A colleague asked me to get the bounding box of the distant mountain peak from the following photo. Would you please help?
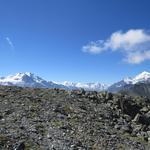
[134,71,150,80]
[108,71,150,92]
[7,72,34,80]
[14,72,32,76]
[122,71,150,84]
[0,72,55,88]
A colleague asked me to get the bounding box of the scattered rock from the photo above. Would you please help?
[121,124,132,133]
[15,142,25,150]
[132,113,141,123]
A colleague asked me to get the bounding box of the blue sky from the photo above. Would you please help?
[0,0,150,84]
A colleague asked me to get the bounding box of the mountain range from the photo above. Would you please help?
[0,72,107,91]
[1,71,150,93]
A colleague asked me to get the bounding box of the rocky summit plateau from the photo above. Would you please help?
[1,86,150,149]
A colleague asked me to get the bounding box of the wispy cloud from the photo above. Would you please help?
[82,40,107,54]
[82,29,150,64]
[5,37,15,50]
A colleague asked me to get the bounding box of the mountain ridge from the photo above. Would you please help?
[108,71,150,92]
[0,72,107,91]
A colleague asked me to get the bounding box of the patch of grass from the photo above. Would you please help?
[35,124,46,134]
[0,134,10,147]
[120,133,150,149]
[68,115,80,125]
[50,120,64,127]
[64,105,73,114]
[25,140,42,150]
[117,143,126,150]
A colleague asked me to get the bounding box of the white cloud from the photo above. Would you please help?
[82,29,150,64]
[124,51,150,64]
[82,40,106,54]
[5,37,14,50]
[108,29,150,51]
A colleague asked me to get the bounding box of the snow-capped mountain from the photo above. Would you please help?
[56,81,108,91]
[0,72,107,91]
[108,71,150,92]
[0,72,66,89]
[124,71,150,84]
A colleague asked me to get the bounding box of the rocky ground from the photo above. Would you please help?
[0,86,150,150]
